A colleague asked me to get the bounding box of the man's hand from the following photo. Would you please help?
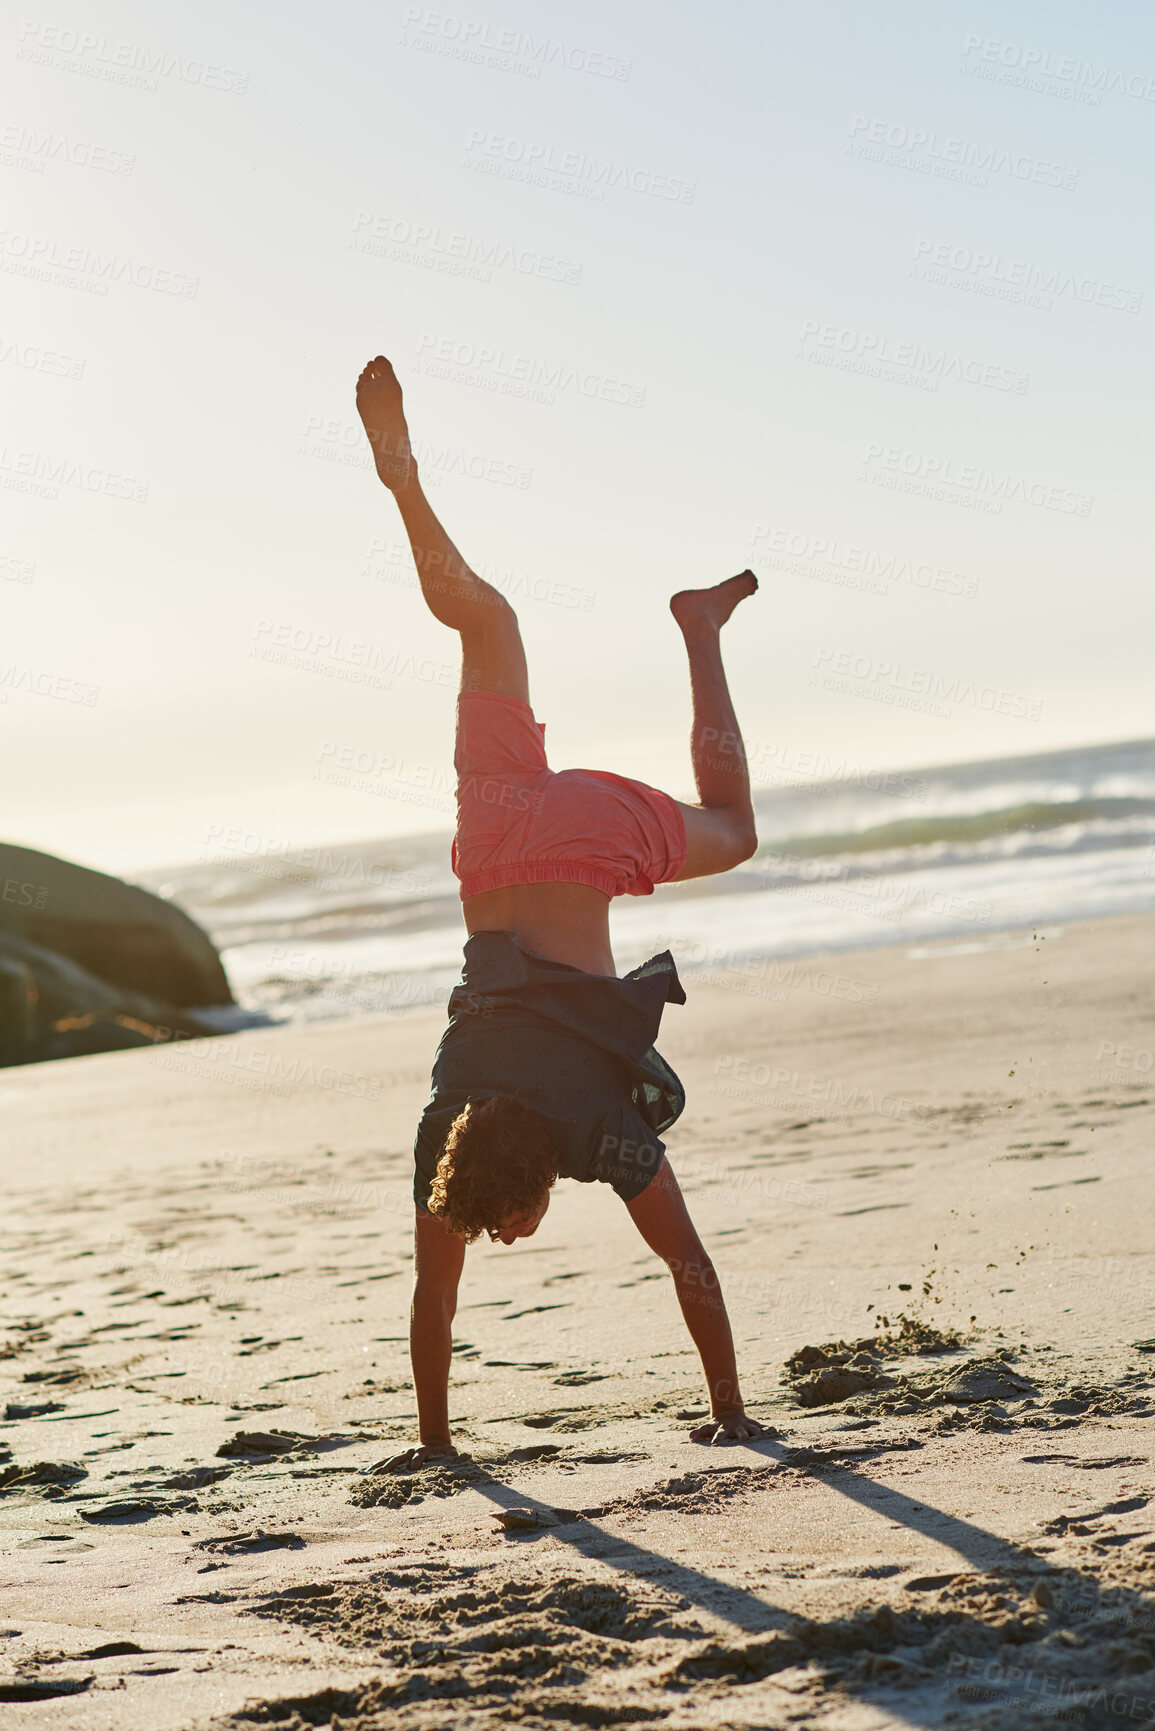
[367,1441,459,1474]
[689,1410,766,1445]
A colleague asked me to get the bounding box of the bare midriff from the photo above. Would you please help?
[462,881,616,977]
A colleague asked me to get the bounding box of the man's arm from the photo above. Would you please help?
[373,1208,466,1472]
[625,1157,764,1444]
[411,1205,466,1445]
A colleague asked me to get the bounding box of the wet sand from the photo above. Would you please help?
[2,910,1155,1729]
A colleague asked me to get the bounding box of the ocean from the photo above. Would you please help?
[137,736,1155,1024]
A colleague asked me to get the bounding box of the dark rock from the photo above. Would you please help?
[0,843,274,1067]
[0,842,230,1005]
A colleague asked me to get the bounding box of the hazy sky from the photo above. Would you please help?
[5,0,1153,873]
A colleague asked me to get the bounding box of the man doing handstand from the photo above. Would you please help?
[355,356,765,1465]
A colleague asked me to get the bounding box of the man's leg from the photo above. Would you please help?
[669,573,759,879]
[356,356,528,701]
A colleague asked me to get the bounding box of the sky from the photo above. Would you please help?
[4,0,1153,874]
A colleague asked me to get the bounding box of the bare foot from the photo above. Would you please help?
[355,355,413,490]
[365,1442,459,1474]
[689,1410,768,1445]
[670,571,758,634]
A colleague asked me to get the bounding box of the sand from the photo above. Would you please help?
[2,909,1155,1729]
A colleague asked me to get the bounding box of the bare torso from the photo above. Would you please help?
[462,882,616,976]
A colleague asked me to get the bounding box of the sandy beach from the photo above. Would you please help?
[3,908,1155,1729]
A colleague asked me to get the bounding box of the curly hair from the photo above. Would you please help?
[428,1094,559,1243]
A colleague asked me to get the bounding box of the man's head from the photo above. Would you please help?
[428,1094,559,1244]
[493,1190,551,1245]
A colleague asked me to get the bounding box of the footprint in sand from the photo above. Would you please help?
[158,1466,234,1490]
[17,1535,95,1552]
[483,1360,556,1371]
[570,1450,651,1465]
[194,1530,306,1554]
[521,1412,585,1431]
[81,1496,198,1522]
[1022,1453,1147,1469]
[0,1460,87,1495]
[216,1429,353,1459]
[0,1679,95,1703]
